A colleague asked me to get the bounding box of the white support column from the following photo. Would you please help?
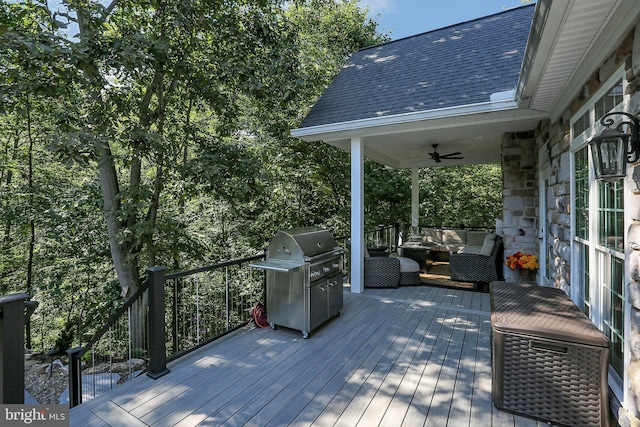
[351,137,365,293]
[411,167,420,233]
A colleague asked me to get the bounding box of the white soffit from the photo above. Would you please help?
[527,0,639,120]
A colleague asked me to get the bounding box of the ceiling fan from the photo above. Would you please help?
[428,144,463,163]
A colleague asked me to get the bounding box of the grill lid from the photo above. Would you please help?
[269,226,339,260]
[250,226,342,273]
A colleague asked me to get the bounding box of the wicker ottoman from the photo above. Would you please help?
[490,282,610,427]
[396,256,421,286]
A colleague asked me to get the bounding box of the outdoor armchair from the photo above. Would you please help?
[449,236,503,284]
[364,254,421,288]
[364,256,401,288]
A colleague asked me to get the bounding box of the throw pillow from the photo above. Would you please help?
[479,234,496,256]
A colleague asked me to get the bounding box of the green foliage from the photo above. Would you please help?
[0,0,502,354]
[364,162,411,230]
[0,0,388,350]
[420,164,502,229]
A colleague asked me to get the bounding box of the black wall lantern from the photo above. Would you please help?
[589,111,640,182]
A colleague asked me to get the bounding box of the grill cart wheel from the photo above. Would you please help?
[269,323,277,330]
[302,331,309,339]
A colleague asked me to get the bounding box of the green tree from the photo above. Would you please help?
[244,0,388,242]
[0,0,389,349]
[421,164,502,229]
[2,0,307,297]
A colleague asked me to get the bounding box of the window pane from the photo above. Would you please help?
[602,254,625,380]
[575,148,589,240]
[611,333,624,381]
[598,180,624,251]
[572,111,590,137]
[595,79,623,120]
[575,242,590,316]
[612,258,624,332]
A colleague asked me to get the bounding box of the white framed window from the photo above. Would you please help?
[570,66,628,396]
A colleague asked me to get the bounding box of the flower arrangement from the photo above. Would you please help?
[505,252,539,270]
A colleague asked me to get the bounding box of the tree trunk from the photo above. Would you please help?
[95,142,140,296]
[26,104,34,348]
[76,5,141,298]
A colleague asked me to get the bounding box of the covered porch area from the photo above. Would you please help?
[290,3,549,293]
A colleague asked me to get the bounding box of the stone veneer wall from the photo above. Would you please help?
[501,132,538,282]
[534,26,640,425]
[535,117,573,294]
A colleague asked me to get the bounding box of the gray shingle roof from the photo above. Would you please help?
[298,4,535,129]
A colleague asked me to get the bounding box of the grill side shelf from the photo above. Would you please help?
[249,259,305,272]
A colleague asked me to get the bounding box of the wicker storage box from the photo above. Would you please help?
[490,282,610,427]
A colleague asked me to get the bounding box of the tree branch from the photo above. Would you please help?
[98,0,121,26]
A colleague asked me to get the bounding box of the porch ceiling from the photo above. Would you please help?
[295,107,547,169]
[291,0,640,170]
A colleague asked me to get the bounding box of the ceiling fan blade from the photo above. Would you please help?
[441,156,464,160]
[441,152,462,157]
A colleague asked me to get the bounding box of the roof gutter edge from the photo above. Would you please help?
[291,99,519,140]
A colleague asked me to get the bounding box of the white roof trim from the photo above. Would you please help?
[549,0,639,120]
[291,98,520,141]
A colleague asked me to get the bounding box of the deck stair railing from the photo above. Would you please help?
[66,253,265,408]
[0,293,38,404]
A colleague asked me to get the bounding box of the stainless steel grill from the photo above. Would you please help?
[250,226,343,338]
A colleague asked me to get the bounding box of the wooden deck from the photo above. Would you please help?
[69,285,547,426]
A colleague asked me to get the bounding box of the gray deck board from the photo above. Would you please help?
[69,285,548,427]
[354,308,436,426]
[295,302,415,426]
[255,300,407,426]
[219,295,389,426]
[335,308,428,426]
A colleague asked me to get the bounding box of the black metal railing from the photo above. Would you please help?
[67,254,265,408]
[369,223,402,253]
[418,224,493,231]
[163,254,265,361]
[66,283,152,408]
[336,222,402,256]
[65,222,402,408]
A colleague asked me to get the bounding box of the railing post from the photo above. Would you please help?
[225,267,230,331]
[147,266,170,379]
[66,347,83,408]
[172,278,178,355]
[262,247,268,308]
[0,293,29,404]
[377,224,385,246]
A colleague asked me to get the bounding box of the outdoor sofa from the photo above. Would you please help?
[408,228,504,286]
[410,228,495,253]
